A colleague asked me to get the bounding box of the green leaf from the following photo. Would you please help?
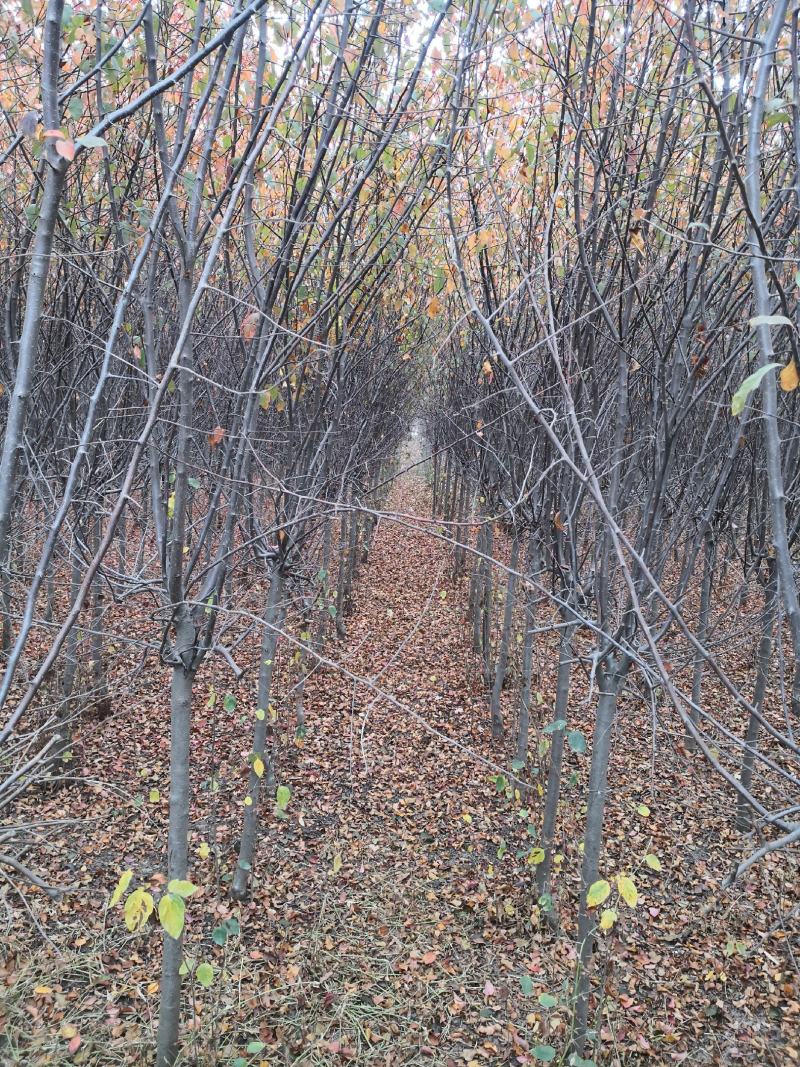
[644,853,662,871]
[542,718,566,735]
[110,869,133,908]
[529,847,545,865]
[246,1041,266,1054]
[158,892,185,940]
[519,974,534,996]
[76,133,107,149]
[636,803,650,817]
[568,730,586,754]
[749,315,792,329]
[195,961,214,988]
[149,788,160,803]
[212,925,228,946]
[586,879,610,907]
[533,1047,556,1063]
[167,879,196,899]
[275,785,291,812]
[731,363,780,416]
[538,992,558,1008]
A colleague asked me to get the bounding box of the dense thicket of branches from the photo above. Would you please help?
[1,0,799,1063]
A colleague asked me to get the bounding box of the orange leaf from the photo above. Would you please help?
[780,360,799,392]
[241,311,259,342]
[56,139,76,161]
[427,295,442,317]
[482,358,493,380]
[43,129,65,138]
[208,425,225,448]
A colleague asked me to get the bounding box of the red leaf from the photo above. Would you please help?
[208,425,225,448]
[67,1034,82,1054]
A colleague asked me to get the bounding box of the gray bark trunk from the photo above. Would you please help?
[490,533,519,738]
[231,565,284,900]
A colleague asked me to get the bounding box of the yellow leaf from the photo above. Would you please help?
[34,985,52,995]
[60,1023,78,1039]
[253,756,265,779]
[600,908,617,931]
[332,853,342,874]
[461,812,472,824]
[529,847,545,865]
[780,360,799,391]
[617,874,639,907]
[149,788,160,803]
[197,842,210,860]
[158,892,185,940]
[637,803,650,817]
[630,229,646,255]
[644,854,662,871]
[124,887,154,932]
[586,879,610,907]
[110,869,134,908]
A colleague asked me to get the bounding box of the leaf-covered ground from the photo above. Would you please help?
[1,477,798,1066]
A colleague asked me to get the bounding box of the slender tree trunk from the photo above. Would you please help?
[573,655,629,1058]
[490,532,519,738]
[688,532,714,750]
[315,515,332,650]
[481,521,494,685]
[536,617,576,900]
[737,566,777,831]
[470,523,485,654]
[231,565,284,900]
[156,612,196,1067]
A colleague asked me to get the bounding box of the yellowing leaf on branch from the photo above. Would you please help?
[629,228,646,255]
[253,755,265,779]
[427,295,443,317]
[600,908,617,930]
[110,869,134,908]
[124,887,154,932]
[158,892,185,940]
[617,874,639,907]
[586,879,610,907]
[780,360,799,391]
